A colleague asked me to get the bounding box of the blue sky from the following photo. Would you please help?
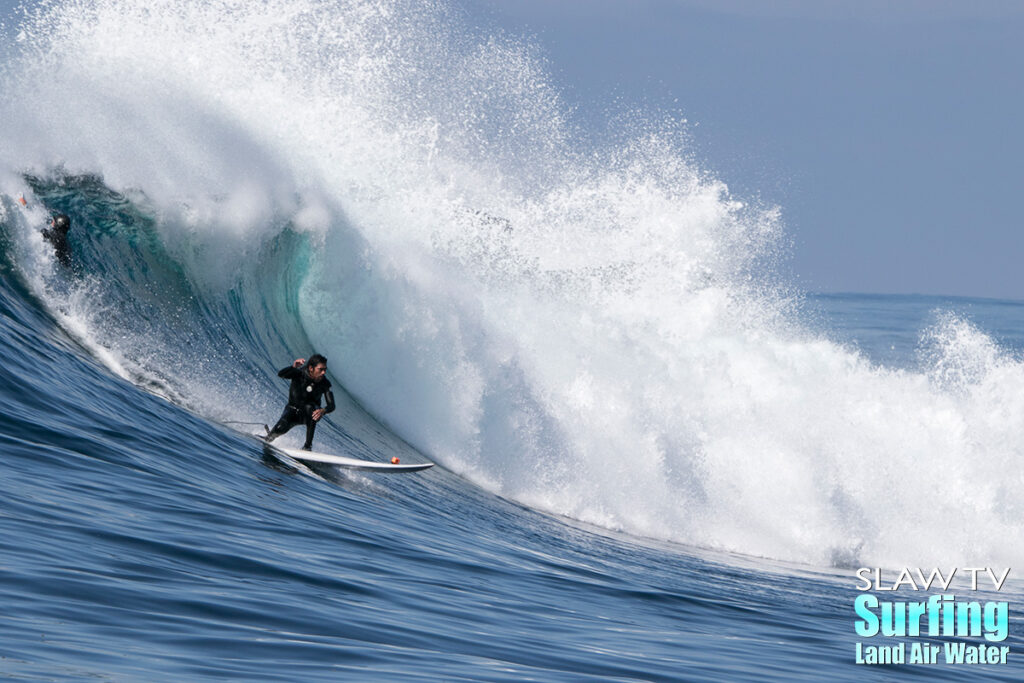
[458,0,1024,298]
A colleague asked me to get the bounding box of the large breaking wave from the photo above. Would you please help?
[2,0,1021,568]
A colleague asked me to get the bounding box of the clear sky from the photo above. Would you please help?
[2,0,1021,298]
[456,0,1024,299]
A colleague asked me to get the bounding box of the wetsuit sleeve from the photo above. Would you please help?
[325,389,336,414]
[278,365,298,379]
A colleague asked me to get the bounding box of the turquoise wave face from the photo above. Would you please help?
[6,174,301,409]
[0,170,419,462]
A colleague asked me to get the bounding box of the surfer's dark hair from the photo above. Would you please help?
[308,353,327,367]
[52,213,70,231]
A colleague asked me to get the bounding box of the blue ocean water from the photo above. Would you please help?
[3,1,1024,680]
[3,215,1024,681]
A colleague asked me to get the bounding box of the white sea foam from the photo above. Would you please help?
[2,0,1022,568]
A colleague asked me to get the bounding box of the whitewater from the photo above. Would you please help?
[2,0,1023,679]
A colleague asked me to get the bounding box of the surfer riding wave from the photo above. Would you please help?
[265,354,335,450]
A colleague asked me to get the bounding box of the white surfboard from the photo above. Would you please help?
[269,443,434,473]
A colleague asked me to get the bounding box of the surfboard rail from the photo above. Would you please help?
[269,443,434,473]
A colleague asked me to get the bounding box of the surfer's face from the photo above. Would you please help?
[308,363,327,381]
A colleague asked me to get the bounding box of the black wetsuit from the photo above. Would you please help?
[266,364,336,449]
[42,224,72,269]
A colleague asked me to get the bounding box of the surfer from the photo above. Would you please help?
[42,213,73,268]
[265,354,336,450]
